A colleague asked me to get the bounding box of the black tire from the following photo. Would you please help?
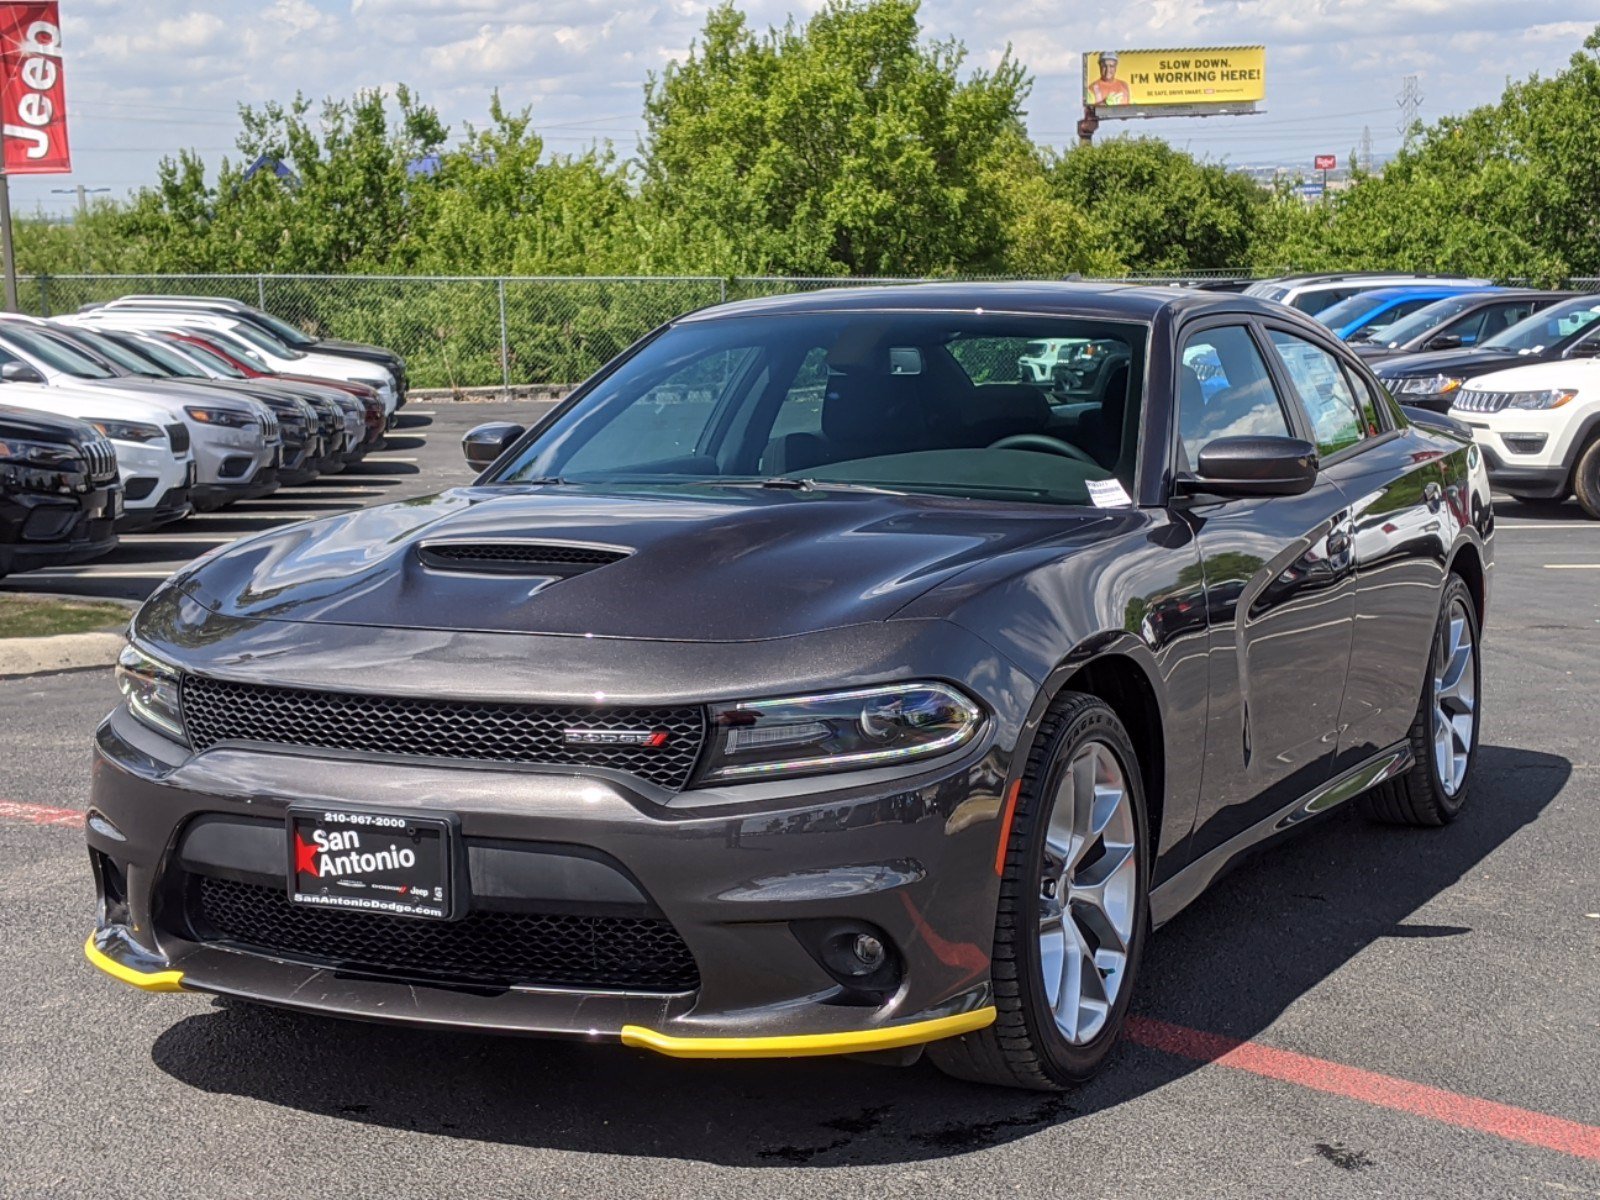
[1572,437,1600,521]
[1362,573,1481,826]
[928,691,1150,1090]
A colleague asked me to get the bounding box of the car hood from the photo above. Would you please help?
[75,376,264,416]
[176,483,1108,641]
[1374,347,1531,378]
[313,338,399,366]
[0,379,175,424]
[1453,357,1600,393]
[0,401,95,442]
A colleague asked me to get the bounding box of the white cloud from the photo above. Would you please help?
[12,0,1595,209]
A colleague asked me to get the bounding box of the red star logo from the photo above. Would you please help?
[294,832,320,877]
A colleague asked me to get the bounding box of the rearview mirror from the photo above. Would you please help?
[0,361,44,385]
[1179,436,1319,499]
[462,422,525,470]
[1423,334,1462,351]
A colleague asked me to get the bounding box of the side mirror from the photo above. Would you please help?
[1423,334,1462,351]
[462,421,525,469]
[1565,340,1600,360]
[1,361,44,384]
[1178,436,1319,499]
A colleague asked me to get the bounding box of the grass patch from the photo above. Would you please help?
[0,594,128,639]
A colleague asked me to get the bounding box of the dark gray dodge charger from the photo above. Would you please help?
[87,283,1493,1089]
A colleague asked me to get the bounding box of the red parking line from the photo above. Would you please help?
[0,800,84,828]
[1126,1016,1600,1161]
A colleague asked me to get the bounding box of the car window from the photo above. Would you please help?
[1469,302,1532,343]
[1268,331,1366,457]
[561,346,761,474]
[1483,297,1600,352]
[1349,296,1438,339]
[767,347,829,441]
[1176,325,1291,467]
[1293,287,1358,316]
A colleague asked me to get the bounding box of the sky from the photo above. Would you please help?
[12,0,1599,214]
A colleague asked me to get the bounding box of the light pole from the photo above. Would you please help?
[51,184,109,217]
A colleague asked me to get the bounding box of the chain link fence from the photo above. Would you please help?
[16,271,1597,392]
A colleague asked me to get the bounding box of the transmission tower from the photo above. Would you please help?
[1359,125,1373,173]
[1396,76,1422,149]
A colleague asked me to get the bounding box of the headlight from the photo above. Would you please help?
[115,643,186,743]
[701,683,983,781]
[1395,374,1464,397]
[184,405,257,429]
[0,437,79,468]
[90,419,163,443]
[1505,388,1578,410]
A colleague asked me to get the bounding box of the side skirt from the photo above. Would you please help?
[1149,742,1414,929]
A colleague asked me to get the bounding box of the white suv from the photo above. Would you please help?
[1448,358,1600,518]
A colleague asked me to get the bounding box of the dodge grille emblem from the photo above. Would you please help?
[563,728,671,748]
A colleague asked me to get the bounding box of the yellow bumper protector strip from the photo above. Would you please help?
[621,1005,996,1059]
[83,934,185,993]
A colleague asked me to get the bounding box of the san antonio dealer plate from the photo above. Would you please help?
[287,807,455,920]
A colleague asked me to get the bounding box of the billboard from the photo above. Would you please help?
[1083,46,1265,119]
[1314,154,1337,171]
[1,3,70,174]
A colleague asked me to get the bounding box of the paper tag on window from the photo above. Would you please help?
[1086,478,1133,508]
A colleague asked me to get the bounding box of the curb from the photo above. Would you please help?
[0,629,126,679]
[0,595,136,679]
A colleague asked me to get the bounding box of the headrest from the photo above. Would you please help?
[962,384,1053,441]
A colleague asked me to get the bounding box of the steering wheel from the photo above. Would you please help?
[988,433,1099,467]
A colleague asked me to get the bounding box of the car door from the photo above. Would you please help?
[1172,320,1358,857]
[1261,321,1455,774]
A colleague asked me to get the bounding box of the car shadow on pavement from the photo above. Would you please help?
[149,743,1568,1167]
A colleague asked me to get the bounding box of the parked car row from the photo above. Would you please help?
[1242,272,1600,519]
[0,296,406,580]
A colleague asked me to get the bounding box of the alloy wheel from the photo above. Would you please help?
[1432,596,1477,796]
[1037,740,1139,1045]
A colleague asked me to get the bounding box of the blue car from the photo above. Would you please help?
[1316,285,1503,342]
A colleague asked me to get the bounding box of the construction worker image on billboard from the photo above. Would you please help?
[1086,51,1130,106]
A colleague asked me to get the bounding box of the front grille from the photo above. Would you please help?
[261,409,280,441]
[165,423,191,453]
[1455,390,1514,413]
[182,676,706,790]
[82,436,117,483]
[195,875,699,992]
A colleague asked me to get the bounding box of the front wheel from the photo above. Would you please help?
[929,691,1150,1090]
[1364,573,1482,825]
[1572,438,1600,521]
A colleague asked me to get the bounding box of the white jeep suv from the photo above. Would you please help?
[1449,358,1600,518]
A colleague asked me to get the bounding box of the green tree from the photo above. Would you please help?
[639,0,1033,275]
[1044,137,1266,273]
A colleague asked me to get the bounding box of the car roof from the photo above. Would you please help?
[1349,285,1500,304]
[674,280,1292,324]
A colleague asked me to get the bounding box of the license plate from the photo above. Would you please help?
[287,807,456,920]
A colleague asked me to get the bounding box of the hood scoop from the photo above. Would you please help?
[416,540,629,577]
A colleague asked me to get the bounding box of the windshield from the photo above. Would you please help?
[163,338,243,378]
[0,325,117,378]
[1314,291,1399,332]
[227,321,303,359]
[492,312,1147,507]
[64,328,169,375]
[245,309,316,347]
[197,329,274,372]
[1370,295,1481,346]
[1482,296,1600,352]
[116,335,207,377]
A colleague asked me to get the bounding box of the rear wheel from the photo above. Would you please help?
[1572,438,1600,521]
[1363,574,1481,826]
[929,691,1149,1090]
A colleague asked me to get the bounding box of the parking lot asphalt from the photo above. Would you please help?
[1,403,1597,1198]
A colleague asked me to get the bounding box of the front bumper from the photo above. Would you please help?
[87,708,1002,1053]
[0,485,119,575]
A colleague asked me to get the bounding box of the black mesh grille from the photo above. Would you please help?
[420,542,627,569]
[182,676,705,790]
[83,437,118,483]
[195,875,699,992]
[165,423,191,453]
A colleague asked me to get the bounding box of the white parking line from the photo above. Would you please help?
[120,533,238,543]
[368,456,418,462]
[1498,523,1600,531]
[404,410,436,416]
[1542,564,1600,570]
[27,570,177,580]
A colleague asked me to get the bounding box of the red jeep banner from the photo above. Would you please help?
[0,3,70,174]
